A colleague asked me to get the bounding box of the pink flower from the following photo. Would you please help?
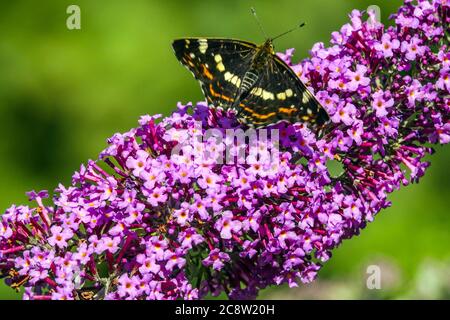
[331,103,357,125]
[202,249,230,271]
[345,65,370,91]
[126,150,149,178]
[197,172,220,191]
[347,121,364,145]
[147,187,168,207]
[100,236,121,254]
[142,168,166,190]
[190,194,209,220]
[375,33,400,58]
[180,228,204,249]
[434,123,450,144]
[436,71,450,91]
[0,223,13,239]
[173,164,192,184]
[117,274,139,298]
[328,77,348,92]
[164,249,186,271]
[372,90,394,117]
[48,226,73,248]
[137,254,161,275]
[401,36,426,61]
[405,80,424,107]
[215,211,242,240]
[73,243,91,264]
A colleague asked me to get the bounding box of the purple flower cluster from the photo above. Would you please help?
[1,0,449,299]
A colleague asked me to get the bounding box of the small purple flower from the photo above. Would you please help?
[180,228,204,249]
[375,33,400,58]
[25,190,49,201]
[372,90,394,117]
[117,274,140,299]
[173,205,191,226]
[331,102,357,125]
[73,243,91,264]
[47,226,73,248]
[328,77,348,92]
[164,249,186,271]
[215,211,242,240]
[0,222,13,239]
[126,150,149,178]
[100,236,121,254]
[197,172,221,191]
[345,65,371,91]
[202,249,230,271]
[347,121,364,145]
[434,123,450,144]
[401,36,426,61]
[436,71,450,92]
[277,48,295,64]
[51,287,73,300]
[137,254,161,275]
[405,79,423,107]
[146,187,168,207]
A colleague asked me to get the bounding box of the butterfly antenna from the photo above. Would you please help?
[251,7,268,39]
[272,22,306,41]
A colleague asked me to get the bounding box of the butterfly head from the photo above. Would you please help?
[262,39,275,55]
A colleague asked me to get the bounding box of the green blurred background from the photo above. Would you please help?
[0,0,448,299]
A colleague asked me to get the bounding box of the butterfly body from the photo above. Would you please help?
[172,37,329,127]
[231,39,274,110]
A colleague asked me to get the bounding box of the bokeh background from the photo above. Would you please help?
[0,0,449,299]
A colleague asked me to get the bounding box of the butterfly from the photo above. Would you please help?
[172,13,329,128]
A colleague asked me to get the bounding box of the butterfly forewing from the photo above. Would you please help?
[172,38,255,107]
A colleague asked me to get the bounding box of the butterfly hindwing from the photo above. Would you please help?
[233,54,328,126]
[272,54,329,125]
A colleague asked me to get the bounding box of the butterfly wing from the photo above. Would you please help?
[237,54,329,127]
[172,38,256,107]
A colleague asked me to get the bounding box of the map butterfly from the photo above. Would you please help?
[172,10,329,128]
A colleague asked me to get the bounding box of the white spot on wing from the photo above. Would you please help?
[276,92,286,100]
[302,92,310,104]
[217,62,225,72]
[198,39,208,54]
[251,87,263,97]
[223,72,241,87]
[262,90,275,100]
[230,75,241,87]
[224,71,233,81]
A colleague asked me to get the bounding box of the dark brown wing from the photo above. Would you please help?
[237,53,329,127]
[172,38,256,107]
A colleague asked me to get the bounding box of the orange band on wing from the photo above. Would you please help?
[243,106,276,120]
[278,107,297,115]
[201,64,213,80]
[209,83,233,102]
